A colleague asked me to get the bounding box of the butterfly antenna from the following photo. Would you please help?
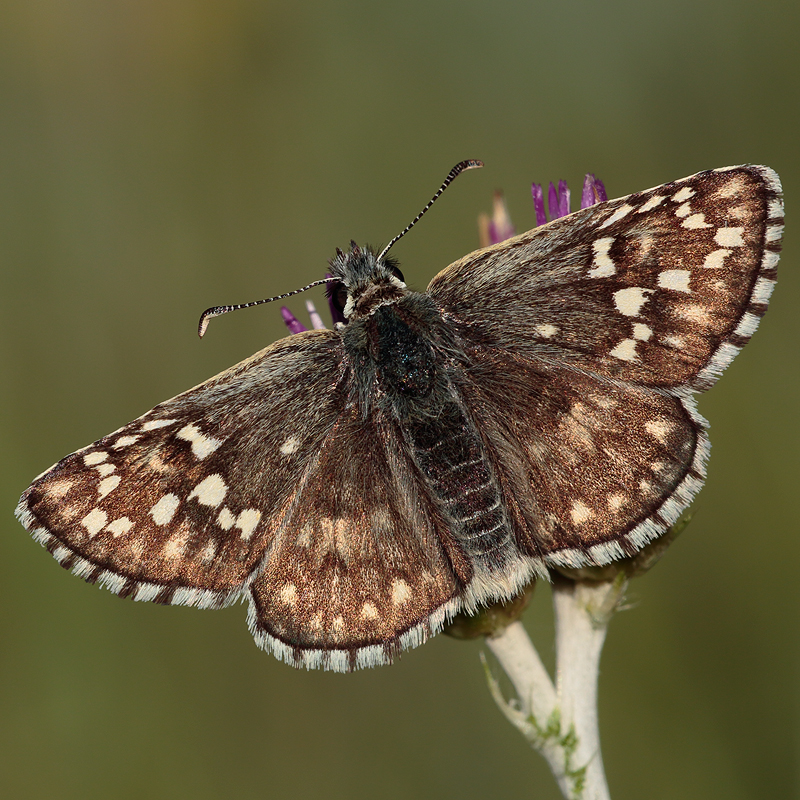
[198,276,337,337]
[377,159,484,262]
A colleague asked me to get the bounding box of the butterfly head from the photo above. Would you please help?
[327,241,407,321]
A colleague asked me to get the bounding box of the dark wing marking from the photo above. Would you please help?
[429,166,782,392]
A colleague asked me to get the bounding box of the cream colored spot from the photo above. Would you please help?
[589,236,616,278]
[95,463,116,477]
[662,334,685,349]
[672,186,695,202]
[280,437,300,456]
[676,304,710,323]
[645,419,673,444]
[674,202,692,218]
[391,578,412,606]
[97,475,120,499]
[296,523,313,547]
[637,194,665,213]
[639,480,653,494]
[682,213,711,229]
[141,419,176,431]
[150,494,180,525]
[614,287,652,316]
[83,452,108,466]
[107,517,134,537]
[199,541,217,563]
[535,323,559,338]
[714,175,745,197]
[129,539,145,559]
[81,508,107,537]
[610,339,638,361]
[310,613,323,631]
[658,269,691,293]
[590,394,618,409]
[217,507,236,530]
[331,616,345,632]
[176,424,222,460]
[279,584,298,605]
[113,435,140,449]
[236,509,261,540]
[361,602,379,621]
[163,534,187,559]
[188,474,228,507]
[715,227,744,247]
[47,479,74,499]
[570,501,593,525]
[599,203,633,229]
[607,494,626,512]
[704,248,730,269]
[632,323,652,341]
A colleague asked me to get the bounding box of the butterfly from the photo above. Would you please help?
[16,161,783,671]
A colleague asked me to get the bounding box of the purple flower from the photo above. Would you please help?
[531,173,607,228]
[282,273,345,334]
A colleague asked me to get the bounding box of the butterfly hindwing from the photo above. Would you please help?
[456,347,707,567]
[246,402,467,670]
[16,331,349,608]
[429,165,783,392]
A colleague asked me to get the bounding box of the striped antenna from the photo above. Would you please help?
[377,159,483,262]
[198,276,337,337]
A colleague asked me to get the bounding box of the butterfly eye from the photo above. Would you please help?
[328,281,348,317]
[390,265,405,283]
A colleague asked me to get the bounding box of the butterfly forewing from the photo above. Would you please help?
[429,166,782,392]
[17,331,348,607]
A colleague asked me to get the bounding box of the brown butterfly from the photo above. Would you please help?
[17,161,782,671]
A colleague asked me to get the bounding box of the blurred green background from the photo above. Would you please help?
[2,1,798,798]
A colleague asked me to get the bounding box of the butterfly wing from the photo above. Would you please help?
[17,331,351,607]
[429,165,782,567]
[455,349,707,567]
[429,166,783,392]
[17,329,466,669]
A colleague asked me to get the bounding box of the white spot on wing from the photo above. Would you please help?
[672,186,695,202]
[599,203,633,229]
[589,236,616,278]
[150,494,180,525]
[107,517,134,537]
[658,269,691,293]
[97,475,120,499]
[188,474,228,507]
[704,248,730,269]
[142,419,176,431]
[610,339,638,361]
[236,509,261,540]
[636,194,665,213]
[535,323,559,338]
[632,323,652,341]
[570,501,593,525]
[176,424,222,460]
[714,227,744,247]
[391,578,412,606]
[674,202,692,218]
[613,287,652,317]
[95,463,116,477]
[279,584,298,605]
[280,437,300,456]
[217,507,236,530]
[645,418,673,444]
[361,602,379,620]
[682,213,711,229]
[83,452,108,466]
[163,534,187,559]
[81,508,108,537]
[113,435,140,449]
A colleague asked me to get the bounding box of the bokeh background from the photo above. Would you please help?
[2,2,798,798]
